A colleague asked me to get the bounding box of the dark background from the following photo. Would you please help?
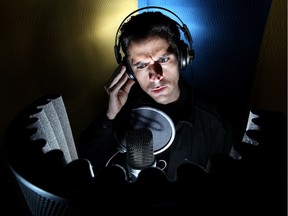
[0,0,286,215]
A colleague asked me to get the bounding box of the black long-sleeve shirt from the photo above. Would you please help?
[77,78,235,181]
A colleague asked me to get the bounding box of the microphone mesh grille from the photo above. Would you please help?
[126,128,154,169]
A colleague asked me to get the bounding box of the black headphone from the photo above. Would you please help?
[114,6,195,81]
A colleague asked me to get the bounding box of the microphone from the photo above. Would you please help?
[125,128,156,182]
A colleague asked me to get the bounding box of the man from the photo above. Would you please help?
[77,9,236,181]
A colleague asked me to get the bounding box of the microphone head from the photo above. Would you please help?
[126,128,155,169]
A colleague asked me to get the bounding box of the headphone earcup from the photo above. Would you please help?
[114,44,122,64]
[178,40,189,71]
[114,44,136,80]
[123,57,136,81]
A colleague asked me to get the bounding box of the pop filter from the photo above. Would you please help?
[114,106,175,155]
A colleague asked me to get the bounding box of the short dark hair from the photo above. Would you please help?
[119,11,181,59]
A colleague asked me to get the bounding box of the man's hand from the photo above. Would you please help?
[104,65,135,120]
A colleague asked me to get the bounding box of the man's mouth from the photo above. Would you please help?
[151,85,166,93]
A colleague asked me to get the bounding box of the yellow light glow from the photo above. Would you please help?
[90,1,138,54]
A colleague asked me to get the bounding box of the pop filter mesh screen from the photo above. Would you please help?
[114,106,175,155]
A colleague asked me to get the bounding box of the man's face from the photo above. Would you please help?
[127,36,180,104]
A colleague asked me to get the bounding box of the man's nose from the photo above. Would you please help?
[149,61,163,81]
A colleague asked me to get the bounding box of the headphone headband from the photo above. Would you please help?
[114,6,195,80]
[114,6,194,60]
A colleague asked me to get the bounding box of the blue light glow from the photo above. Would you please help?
[138,0,272,97]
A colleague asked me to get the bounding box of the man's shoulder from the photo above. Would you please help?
[193,94,232,132]
[193,94,222,119]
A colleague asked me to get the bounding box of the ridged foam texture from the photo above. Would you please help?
[10,166,81,216]
[26,95,78,163]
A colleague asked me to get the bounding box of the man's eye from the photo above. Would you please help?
[158,57,169,63]
[137,63,148,69]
